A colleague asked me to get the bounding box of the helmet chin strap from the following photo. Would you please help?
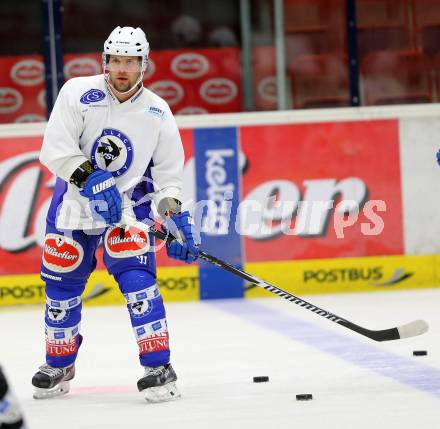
[104,70,145,96]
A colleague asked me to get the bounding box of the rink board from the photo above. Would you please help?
[0,265,199,307]
[244,254,440,297]
[2,105,440,305]
[0,254,439,306]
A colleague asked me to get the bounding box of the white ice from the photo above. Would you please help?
[1,289,439,429]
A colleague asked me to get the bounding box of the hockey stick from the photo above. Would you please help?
[123,216,429,342]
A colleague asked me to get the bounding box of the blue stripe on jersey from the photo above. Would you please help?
[144,159,154,194]
[131,160,154,221]
[47,178,68,224]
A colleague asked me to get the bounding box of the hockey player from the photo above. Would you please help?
[32,26,199,403]
[0,366,29,428]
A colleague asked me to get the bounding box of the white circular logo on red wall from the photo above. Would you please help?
[64,58,101,79]
[105,226,150,258]
[0,88,23,113]
[199,78,237,104]
[10,60,44,87]
[42,234,84,273]
[15,114,46,123]
[171,53,209,79]
[148,80,184,106]
[257,76,277,103]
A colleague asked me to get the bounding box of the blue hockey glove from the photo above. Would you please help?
[162,211,200,264]
[79,169,122,225]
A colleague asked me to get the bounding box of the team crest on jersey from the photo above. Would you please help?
[91,128,133,176]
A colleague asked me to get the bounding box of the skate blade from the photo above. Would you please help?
[33,381,70,399]
[143,381,181,403]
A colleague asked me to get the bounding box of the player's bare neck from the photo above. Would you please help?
[112,85,139,103]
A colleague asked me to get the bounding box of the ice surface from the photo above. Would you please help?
[1,289,439,429]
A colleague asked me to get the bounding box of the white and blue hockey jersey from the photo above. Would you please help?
[40,75,184,230]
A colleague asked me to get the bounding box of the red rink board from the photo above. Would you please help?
[0,119,403,275]
[241,119,403,261]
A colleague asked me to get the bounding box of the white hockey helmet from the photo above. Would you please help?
[103,26,150,72]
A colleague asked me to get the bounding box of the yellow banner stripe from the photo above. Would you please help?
[0,266,199,306]
[1,254,439,306]
[244,254,440,298]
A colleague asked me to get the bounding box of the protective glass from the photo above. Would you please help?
[106,56,142,72]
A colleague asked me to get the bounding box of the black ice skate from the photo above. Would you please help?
[137,364,180,403]
[31,364,75,399]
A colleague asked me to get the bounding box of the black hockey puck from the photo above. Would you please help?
[253,376,269,383]
[296,394,313,401]
[413,350,427,356]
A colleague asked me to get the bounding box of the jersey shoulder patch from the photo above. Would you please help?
[80,88,106,105]
[147,105,165,119]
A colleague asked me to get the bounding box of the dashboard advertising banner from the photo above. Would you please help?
[240,120,404,261]
[0,117,409,304]
[194,127,243,299]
